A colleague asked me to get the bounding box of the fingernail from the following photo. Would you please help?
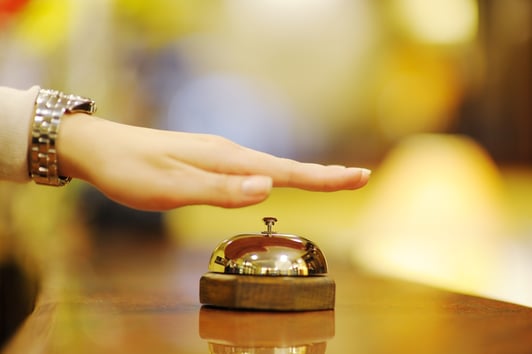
[360,168,372,179]
[242,176,273,196]
[347,167,372,179]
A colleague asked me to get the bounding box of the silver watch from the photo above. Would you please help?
[29,89,97,186]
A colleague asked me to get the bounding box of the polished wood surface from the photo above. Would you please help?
[4,241,532,354]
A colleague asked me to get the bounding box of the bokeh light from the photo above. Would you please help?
[393,0,478,44]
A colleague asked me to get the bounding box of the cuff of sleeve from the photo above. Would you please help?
[0,85,40,182]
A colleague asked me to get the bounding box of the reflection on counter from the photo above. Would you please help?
[199,307,334,354]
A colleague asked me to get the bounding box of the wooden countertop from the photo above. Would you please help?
[4,241,532,354]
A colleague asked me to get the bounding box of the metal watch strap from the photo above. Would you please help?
[29,89,96,186]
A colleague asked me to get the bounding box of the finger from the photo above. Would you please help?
[182,173,274,208]
[271,163,372,191]
[173,134,371,191]
[203,151,371,191]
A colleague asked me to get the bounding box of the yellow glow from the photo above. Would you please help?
[14,0,71,54]
[373,49,460,139]
[226,0,341,27]
[395,0,478,44]
[351,134,510,300]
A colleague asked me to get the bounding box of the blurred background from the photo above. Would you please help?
[0,0,531,315]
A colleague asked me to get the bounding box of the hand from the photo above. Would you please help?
[58,114,371,211]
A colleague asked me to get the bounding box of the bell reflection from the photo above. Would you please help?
[199,307,334,354]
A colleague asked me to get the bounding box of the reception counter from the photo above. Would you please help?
[4,241,532,354]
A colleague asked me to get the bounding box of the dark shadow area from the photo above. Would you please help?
[78,186,168,246]
[0,256,39,349]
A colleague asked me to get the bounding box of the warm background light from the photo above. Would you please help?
[349,134,530,305]
[393,0,478,44]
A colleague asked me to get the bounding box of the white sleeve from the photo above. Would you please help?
[0,85,40,182]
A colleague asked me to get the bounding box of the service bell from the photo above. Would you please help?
[199,217,335,311]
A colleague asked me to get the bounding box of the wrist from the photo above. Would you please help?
[29,89,96,186]
[56,113,103,182]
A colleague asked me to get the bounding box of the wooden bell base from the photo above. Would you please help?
[199,272,335,311]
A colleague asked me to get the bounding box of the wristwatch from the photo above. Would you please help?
[29,89,97,186]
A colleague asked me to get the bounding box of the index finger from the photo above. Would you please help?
[177,134,371,192]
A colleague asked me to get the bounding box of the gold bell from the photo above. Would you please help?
[199,217,335,311]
